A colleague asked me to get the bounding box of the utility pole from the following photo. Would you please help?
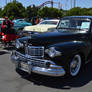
[58,2,61,9]
[74,0,76,8]
[51,0,53,8]
[71,0,72,8]
[13,0,16,2]
[65,0,68,10]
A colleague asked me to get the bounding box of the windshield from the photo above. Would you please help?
[57,18,91,32]
[39,20,58,25]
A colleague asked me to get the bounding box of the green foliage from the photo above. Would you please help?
[66,7,81,16]
[26,5,39,18]
[38,7,63,18]
[26,6,32,18]
[2,1,26,18]
[65,7,92,16]
[1,1,92,19]
[80,8,89,15]
[87,8,92,15]
[0,8,3,17]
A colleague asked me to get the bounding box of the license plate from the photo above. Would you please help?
[20,62,29,70]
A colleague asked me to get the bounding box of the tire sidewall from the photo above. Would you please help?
[66,54,82,77]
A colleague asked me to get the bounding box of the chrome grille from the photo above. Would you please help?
[30,59,45,67]
[27,46,44,58]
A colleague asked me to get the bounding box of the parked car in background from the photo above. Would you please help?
[11,16,92,77]
[0,18,5,36]
[13,19,32,31]
[0,18,4,24]
[24,19,59,32]
[0,18,5,30]
[20,19,59,37]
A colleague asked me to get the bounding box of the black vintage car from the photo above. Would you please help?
[11,16,92,77]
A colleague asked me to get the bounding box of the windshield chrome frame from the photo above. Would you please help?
[56,18,91,32]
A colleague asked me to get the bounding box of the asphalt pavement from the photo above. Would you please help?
[0,48,92,92]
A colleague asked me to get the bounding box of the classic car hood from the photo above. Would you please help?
[19,30,86,46]
[23,25,57,32]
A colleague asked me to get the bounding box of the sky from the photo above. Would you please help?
[0,0,92,10]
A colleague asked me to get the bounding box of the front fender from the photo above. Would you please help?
[46,41,91,66]
[18,36,31,44]
[49,41,91,57]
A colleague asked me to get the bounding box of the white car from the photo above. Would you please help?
[23,19,59,33]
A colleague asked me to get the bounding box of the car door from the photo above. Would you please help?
[86,20,92,61]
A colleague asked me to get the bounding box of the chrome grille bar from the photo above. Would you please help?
[27,46,44,58]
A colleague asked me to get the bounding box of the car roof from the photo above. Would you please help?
[39,19,59,25]
[63,16,92,20]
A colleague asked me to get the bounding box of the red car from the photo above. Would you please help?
[0,29,19,48]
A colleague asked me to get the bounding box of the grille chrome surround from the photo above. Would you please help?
[27,46,44,58]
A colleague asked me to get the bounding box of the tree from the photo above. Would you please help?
[87,8,92,15]
[65,7,92,16]
[66,7,81,16]
[80,8,89,15]
[2,1,26,19]
[26,6,32,18]
[38,7,63,18]
[0,8,2,17]
[26,5,39,18]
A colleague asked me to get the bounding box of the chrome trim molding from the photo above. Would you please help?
[11,51,66,77]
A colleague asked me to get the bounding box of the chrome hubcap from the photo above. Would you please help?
[70,55,81,76]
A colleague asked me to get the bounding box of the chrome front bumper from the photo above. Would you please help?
[11,51,66,77]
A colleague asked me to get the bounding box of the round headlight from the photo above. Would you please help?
[48,47,56,58]
[16,42,20,49]
[16,40,23,49]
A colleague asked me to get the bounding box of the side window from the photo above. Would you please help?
[58,20,70,28]
[81,22,90,30]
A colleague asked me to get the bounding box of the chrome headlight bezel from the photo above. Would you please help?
[16,40,23,49]
[45,47,62,58]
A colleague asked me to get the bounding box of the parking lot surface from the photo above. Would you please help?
[0,48,92,92]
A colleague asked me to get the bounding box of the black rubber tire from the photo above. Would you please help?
[66,54,83,77]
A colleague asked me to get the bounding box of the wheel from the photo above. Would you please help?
[67,54,82,77]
